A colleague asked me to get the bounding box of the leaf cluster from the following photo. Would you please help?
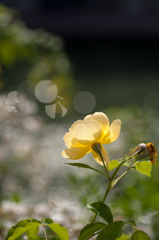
[78,202,150,240]
[6,218,69,240]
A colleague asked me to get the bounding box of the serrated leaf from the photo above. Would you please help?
[131,230,150,240]
[66,163,106,176]
[135,161,152,177]
[6,219,41,240]
[108,160,120,171]
[97,221,126,240]
[46,222,69,240]
[87,202,113,223]
[78,222,106,240]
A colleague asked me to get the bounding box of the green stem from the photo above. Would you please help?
[90,178,113,224]
[90,159,128,224]
[112,168,130,187]
[111,159,138,188]
[99,152,111,179]
[42,225,48,240]
[102,178,112,203]
[93,143,110,179]
[111,159,127,179]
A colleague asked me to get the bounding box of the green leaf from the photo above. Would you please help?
[44,218,53,224]
[6,219,41,240]
[66,163,106,176]
[27,226,39,238]
[78,222,106,240]
[46,222,69,240]
[97,221,126,240]
[116,233,130,240]
[128,220,136,227]
[29,237,45,240]
[87,202,113,223]
[135,161,152,177]
[49,237,61,240]
[131,230,150,240]
[108,160,120,171]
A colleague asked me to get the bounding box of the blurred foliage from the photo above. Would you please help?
[0,4,77,116]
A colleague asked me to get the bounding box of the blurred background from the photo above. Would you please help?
[1,1,159,240]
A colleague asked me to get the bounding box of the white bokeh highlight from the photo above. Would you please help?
[73,91,96,114]
[35,80,58,103]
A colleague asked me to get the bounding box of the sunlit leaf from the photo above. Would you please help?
[27,226,39,238]
[6,218,42,240]
[87,202,113,223]
[49,237,61,240]
[135,161,152,177]
[66,163,106,176]
[131,230,150,240]
[116,233,130,240]
[108,160,120,171]
[46,222,69,240]
[78,222,106,240]
[29,237,45,240]
[97,221,126,240]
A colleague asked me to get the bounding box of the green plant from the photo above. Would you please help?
[6,112,157,239]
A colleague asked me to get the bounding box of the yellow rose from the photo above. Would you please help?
[62,112,121,167]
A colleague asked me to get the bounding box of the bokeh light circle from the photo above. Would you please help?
[45,103,68,119]
[73,91,96,114]
[6,91,19,113]
[35,80,58,103]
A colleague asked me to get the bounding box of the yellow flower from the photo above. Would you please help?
[61,112,121,167]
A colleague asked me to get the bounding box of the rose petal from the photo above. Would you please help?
[63,132,85,148]
[92,146,109,167]
[85,112,109,137]
[109,119,121,143]
[75,120,102,145]
[69,120,83,132]
[61,146,90,160]
[84,114,93,121]
[63,132,75,148]
[101,119,121,144]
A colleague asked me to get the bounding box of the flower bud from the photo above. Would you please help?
[129,142,157,164]
[146,142,157,164]
[133,143,149,160]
